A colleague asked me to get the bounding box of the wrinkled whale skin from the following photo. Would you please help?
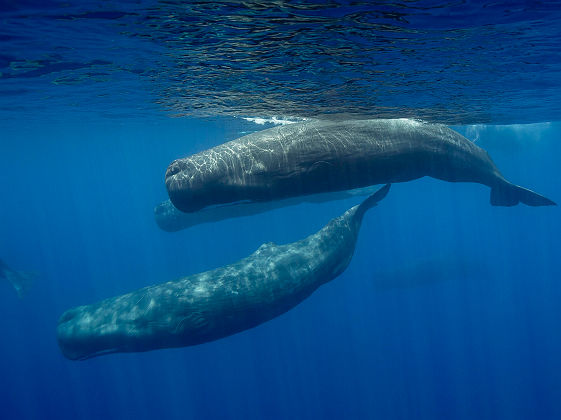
[57,185,390,360]
[166,119,554,212]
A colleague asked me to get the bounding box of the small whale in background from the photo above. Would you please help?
[0,259,36,298]
[154,186,377,232]
[371,256,488,292]
[57,184,391,360]
[165,119,555,213]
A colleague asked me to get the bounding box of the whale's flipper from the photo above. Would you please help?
[491,182,556,207]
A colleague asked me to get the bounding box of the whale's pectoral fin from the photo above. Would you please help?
[491,182,556,207]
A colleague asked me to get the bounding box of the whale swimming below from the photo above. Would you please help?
[165,119,555,213]
[57,184,390,360]
[154,186,377,232]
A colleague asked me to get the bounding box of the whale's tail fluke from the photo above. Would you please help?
[354,184,391,220]
[490,182,556,207]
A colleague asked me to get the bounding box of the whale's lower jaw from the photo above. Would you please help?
[56,324,120,361]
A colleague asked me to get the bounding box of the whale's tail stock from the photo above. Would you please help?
[490,181,556,207]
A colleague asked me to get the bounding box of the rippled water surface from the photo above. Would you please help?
[2,1,561,124]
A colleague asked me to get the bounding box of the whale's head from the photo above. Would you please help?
[166,157,263,213]
[57,289,194,360]
[165,158,238,213]
[56,293,157,361]
[56,305,125,360]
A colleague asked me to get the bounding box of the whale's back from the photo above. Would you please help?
[165,119,439,211]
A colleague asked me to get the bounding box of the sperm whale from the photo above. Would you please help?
[165,119,554,212]
[57,185,391,360]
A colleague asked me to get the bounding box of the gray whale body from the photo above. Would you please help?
[57,185,391,360]
[165,119,554,212]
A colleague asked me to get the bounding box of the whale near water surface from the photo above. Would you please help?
[165,119,555,212]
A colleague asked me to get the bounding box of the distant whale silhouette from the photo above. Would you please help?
[0,259,36,298]
[155,186,377,232]
[57,184,391,360]
[372,256,488,292]
[165,119,555,212]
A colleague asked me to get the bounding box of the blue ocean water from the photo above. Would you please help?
[1,2,561,420]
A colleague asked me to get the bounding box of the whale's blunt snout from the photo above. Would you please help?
[57,309,84,360]
[165,159,184,179]
[56,307,115,361]
[165,160,204,213]
[58,308,77,325]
